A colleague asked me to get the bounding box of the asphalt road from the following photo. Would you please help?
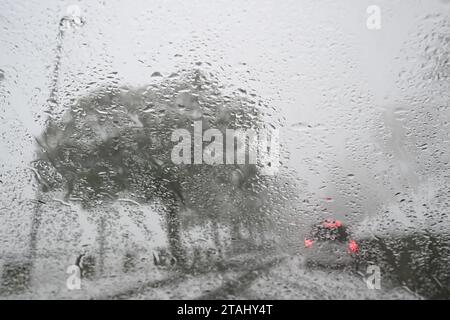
[103,254,421,300]
[3,253,422,300]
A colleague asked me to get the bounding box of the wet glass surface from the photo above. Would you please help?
[0,0,449,299]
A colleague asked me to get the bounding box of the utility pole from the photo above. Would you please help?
[26,4,85,285]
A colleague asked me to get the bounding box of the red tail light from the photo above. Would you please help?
[348,239,359,253]
[304,239,313,248]
[322,219,342,229]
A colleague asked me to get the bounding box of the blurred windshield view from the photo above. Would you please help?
[0,0,449,300]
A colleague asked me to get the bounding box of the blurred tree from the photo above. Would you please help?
[32,71,282,269]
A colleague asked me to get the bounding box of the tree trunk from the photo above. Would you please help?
[166,201,186,268]
[212,220,223,259]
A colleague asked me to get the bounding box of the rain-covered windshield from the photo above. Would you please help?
[0,0,449,300]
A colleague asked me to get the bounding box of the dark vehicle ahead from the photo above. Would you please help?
[303,219,359,269]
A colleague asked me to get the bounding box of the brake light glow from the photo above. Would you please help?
[348,239,359,253]
[323,219,342,229]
